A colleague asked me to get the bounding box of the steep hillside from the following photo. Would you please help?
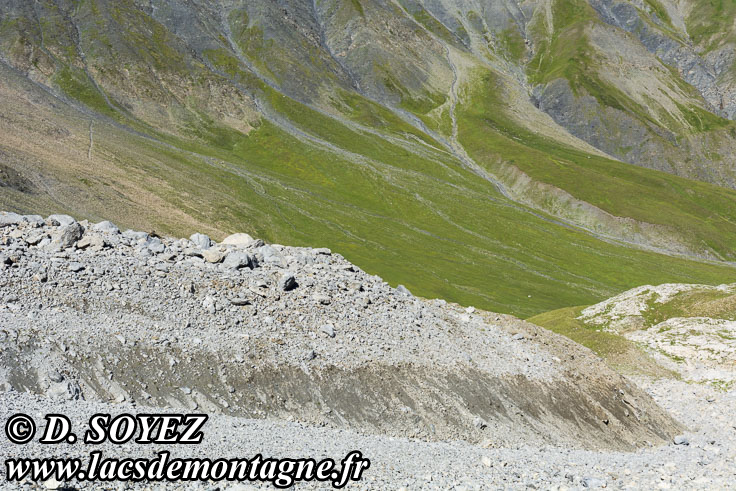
[1,0,736,316]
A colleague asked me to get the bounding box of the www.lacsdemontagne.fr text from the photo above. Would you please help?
[6,450,370,488]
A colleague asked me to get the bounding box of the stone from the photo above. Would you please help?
[123,230,148,241]
[43,478,61,490]
[203,249,225,263]
[314,248,332,255]
[26,231,47,245]
[52,222,84,250]
[92,220,120,234]
[183,248,203,258]
[396,284,412,296]
[23,215,44,227]
[512,333,525,341]
[279,272,297,291]
[147,238,165,254]
[473,417,487,430]
[68,262,84,272]
[0,212,24,227]
[674,435,690,446]
[313,293,331,305]
[222,233,254,247]
[203,296,217,314]
[229,297,251,306]
[481,456,492,468]
[47,214,76,227]
[320,324,336,338]
[189,233,212,250]
[76,234,105,250]
[47,370,64,383]
[258,245,285,267]
[222,252,252,270]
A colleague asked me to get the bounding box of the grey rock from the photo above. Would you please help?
[313,293,331,305]
[279,272,297,291]
[189,233,212,250]
[222,252,252,270]
[258,245,285,267]
[674,435,690,446]
[52,222,84,250]
[0,212,24,227]
[47,370,64,383]
[92,221,120,234]
[183,247,203,258]
[222,233,254,247]
[68,262,84,273]
[23,215,44,227]
[76,234,106,250]
[229,297,251,306]
[147,238,165,254]
[202,249,225,263]
[203,296,217,314]
[320,324,336,338]
[24,231,46,246]
[47,214,76,227]
[123,230,148,241]
[396,284,412,296]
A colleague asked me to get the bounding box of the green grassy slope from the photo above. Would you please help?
[2,0,736,318]
[459,70,736,261]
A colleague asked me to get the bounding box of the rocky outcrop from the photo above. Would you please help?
[580,282,736,383]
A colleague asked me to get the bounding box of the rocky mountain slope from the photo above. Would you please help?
[2,0,736,316]
[2,211,736,489]
[0,211,679,450]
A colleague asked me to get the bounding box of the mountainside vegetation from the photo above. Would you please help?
[2,0,736,316]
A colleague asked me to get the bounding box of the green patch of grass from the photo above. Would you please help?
[53,66,115,117]
[674,101,731,133]
[349,0,365,17]
[335,89,443,147]
[498,27,527,62]
[405,4,458,45]
[641,288,736,326]
[643,0,672,26]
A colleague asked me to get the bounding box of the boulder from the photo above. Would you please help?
[47,214,76,227]
[92,220,120,234]
[0,212,23,227]
[222,252,252,270]
[189,233,212,250]
[203,249,225,264]
[222,233,254,247]
[51,222,83,250]
[257,245,285,268]
[279,272,297,291]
